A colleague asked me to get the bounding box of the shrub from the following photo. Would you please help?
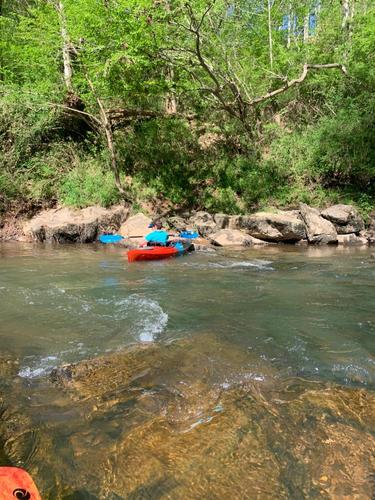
[59,161,120,208]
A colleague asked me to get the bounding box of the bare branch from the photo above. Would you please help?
[53,103,101,127]
[250,64,348,105]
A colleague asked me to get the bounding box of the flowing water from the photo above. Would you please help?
[0,242,374,498]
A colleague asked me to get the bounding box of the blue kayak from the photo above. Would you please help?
[98,234,124,244]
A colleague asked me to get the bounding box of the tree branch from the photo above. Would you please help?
[53,103,102,129]
[250,63,348,105]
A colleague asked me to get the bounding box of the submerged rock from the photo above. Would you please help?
[1,335,375,498]
[337,233,368,245]
[300,204,338,244]
[321,204,365,234]
[24,205,128,244]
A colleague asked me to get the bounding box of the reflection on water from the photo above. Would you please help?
[0,242,374,498]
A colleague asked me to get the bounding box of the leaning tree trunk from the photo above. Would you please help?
[52,0,126,196]
[85,77,126,196]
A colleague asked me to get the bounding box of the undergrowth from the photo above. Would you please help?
[1,94,374,216]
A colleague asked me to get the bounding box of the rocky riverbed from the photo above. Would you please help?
[1,334,375,499]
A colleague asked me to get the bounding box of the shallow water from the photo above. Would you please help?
[0,242,374,498]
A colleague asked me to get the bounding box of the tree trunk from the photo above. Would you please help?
[53,0,125,196]
[165,67,177,114]
[287,4,292,49]
[85,77,125,195]
[164,0,177,114]
[303,12,309,43]
[267,0,273,69]
[0,0,3,81]
[342,0,350,29]
[56,1,73,93]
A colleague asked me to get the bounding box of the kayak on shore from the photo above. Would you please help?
[127,241,194,262]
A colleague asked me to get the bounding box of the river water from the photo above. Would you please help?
[0,243,374,498]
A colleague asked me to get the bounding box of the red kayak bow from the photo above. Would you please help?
[0,467,41,500]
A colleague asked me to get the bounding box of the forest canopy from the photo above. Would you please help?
[1,0,374,215]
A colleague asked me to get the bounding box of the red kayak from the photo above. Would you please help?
[127,242,193,262]
[0,467,41,500]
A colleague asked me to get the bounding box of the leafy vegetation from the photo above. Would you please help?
[0,0,374,215]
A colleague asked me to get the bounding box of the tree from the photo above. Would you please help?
[160,1,348,135]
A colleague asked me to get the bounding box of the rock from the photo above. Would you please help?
[2,336,375,498]
[240,212,306,242]
[300,204,338,244]
[368,210,375,231]
[360,229,375,245]
[361,211,375,245]
[193,243,216,252]
[296,238,309,246]
[166,216,188,232]
[321,204,365,234]
[228,215,243,229]
[118,213,152,245]
[24,205,128,244]
[213,213,230,230]
[189,211,217,237]
[193,237,211,246]
[337,234,368,245]
[210,229,269,247]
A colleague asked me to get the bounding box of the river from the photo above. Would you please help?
[0,242,374,498]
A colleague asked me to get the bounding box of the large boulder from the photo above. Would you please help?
[240,212,306,242]
[24,205,128,243]
[189,211,217,237]
[210,229,269,247]
[321,204,365,234]
[118,213,152,245]
[300,204,337,244]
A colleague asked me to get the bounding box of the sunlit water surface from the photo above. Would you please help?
[0,243,374,498]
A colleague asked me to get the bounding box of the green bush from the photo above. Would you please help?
[59,161,120,208]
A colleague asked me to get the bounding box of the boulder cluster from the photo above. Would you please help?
[21,203,375,247]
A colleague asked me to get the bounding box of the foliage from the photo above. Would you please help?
[59,160,120,207]
[0,0,374,215]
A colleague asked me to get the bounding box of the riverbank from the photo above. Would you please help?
[1,202,374,248]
